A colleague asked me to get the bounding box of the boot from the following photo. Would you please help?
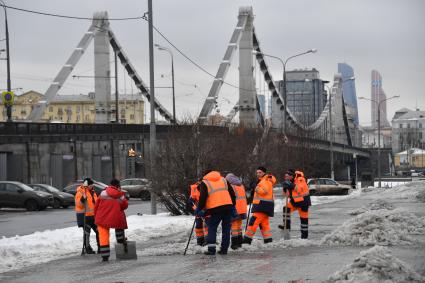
[230,236,239,250]
[278,224,285,230]
[102,256,109,262]
[237,235,243,248]
[85,246,96,254]
[204,248,216,255]
[218,248,227,255]
[264,238,273,244]
[197,237,206,246]
[242,236,252,245]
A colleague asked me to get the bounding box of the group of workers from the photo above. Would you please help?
[74,178,128,262]
[73,165,311,261]
[189,166,311,255]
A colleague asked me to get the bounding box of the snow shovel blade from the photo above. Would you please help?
[115,241,137,260]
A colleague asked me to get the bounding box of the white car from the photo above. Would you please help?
[307,178,351,196]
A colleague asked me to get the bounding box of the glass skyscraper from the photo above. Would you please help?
[371,70,390,128]
[338,63,359,125]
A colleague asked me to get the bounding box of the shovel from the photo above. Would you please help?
[283,196,290,240]
[115,238,137,260]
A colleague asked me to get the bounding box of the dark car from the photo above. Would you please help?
[307,178,351,196]
[62,180,130,199]
[29,184,74,209]
[120,178,151,200]
[0,181,54,211]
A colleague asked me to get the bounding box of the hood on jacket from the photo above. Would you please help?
[225,173,242,186]
[203,171,222,182]
[105,186,124,199]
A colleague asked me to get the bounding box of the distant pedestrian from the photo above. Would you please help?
[75,178,99,254]
[195,170,236,255]
[243,166,276,244]
[225,173,247,250]
[94,179,128,262]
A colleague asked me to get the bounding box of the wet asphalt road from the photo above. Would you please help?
[0,199,165,238]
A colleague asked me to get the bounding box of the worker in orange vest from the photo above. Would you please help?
[225,173,247,250]
[188,180,208,246]
[278,169,311,239]
[243,167,276,244]
[75,178,99,254]
[195,170,236,255]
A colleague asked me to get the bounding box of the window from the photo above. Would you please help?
[325,179,337,185]
[130,114,135,120]
[76,106,81,113]
[420,123,423,128]
[49,106,53,112]
[407,123,411,128]
[399,124,403,128]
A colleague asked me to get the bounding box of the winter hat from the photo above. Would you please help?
[110,179,121,188]
[285,169,295,177]
[225,173,242,186]
[257,166,267,173]
[83,178,94,186]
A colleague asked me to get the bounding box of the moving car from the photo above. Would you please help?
[120,178,151,200]
[307,178,351,196]
[0,181,54,211]
[29,184,74,209]
[62,180,130,199]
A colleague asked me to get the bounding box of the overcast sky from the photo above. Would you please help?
[1,0,424,125]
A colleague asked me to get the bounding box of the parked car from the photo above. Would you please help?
[62,180,130,199]
[120,178,151,200]
[29,184,74,209]
[307,178,351,196]
[0,181,54,211]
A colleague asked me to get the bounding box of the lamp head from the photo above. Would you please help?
[308,48,317,53]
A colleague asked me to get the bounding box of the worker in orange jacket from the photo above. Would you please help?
[225,173,247,250]
[75,178,99,254]
[278,169,311,239]
[188,180,208,246]
[243,167,276,244]
[195,170,236,255]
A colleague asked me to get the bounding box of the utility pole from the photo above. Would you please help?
[114,51,119,123]
[148,0,157,214]
[1,1,12,121]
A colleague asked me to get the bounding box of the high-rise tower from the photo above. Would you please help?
[338,63,359,125]
[371,70,390,128]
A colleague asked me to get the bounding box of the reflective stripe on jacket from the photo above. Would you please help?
[232,184,247,215]
[203,171,233,210]
[292,171,310,203]
[252,174,276,217]
[75,186,97,216]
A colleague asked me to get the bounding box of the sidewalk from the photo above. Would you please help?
[1,184,424,283]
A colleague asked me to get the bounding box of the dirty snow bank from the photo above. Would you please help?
[321,209,425,246]
[324,245,425,283]
[416,190,425,202]
[349,199,395,216]
[0,213,193,273]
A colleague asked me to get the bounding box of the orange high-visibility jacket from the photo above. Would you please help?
[252,174,276,217]
[292,171,310,203]
[232,184,247,215]
[203,171,233,210]
[75,186,97,216]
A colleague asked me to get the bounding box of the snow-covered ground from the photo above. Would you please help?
[1,182,424,281]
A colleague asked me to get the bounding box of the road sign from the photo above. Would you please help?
[2,91,14,106]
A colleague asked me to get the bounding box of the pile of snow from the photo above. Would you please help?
[321,209,425,246]
[416,190,425,202]
[349,199,395,216]
[325,245,425,283]
[0,213,193,273]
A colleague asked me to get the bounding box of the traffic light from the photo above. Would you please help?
[128,148,136,157]
[2,91,14,106]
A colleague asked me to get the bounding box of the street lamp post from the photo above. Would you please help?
[1,1,12,122]
[253,49,317,133]
[155,44,176,124]
[359,95,400,187]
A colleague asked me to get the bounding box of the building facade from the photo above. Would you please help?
[338,63,359,125]
[278,68,327,126]
[391,108,425,154]
[371,70,390,128]
[0,90,144,124]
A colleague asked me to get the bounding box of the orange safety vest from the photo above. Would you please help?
[203,171,232,210]
[190,182,201,210]
[252,174,275,217]
[232,184,247,215]
[75,186,97,216]
[292,171,310,203]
